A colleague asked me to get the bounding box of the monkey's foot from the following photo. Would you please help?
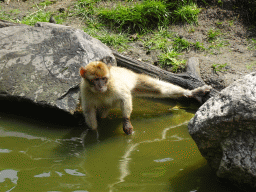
[123,118,133,135]
[192,85,212,103]
[192,85,212,95]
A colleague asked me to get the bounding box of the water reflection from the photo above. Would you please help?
[109,121,190,192]
[154,158,174,163]
[0,169,18,191]
[34,172,51,178]
[0,127,48,141]
[65,169,86,176]
[0,169,18,184]
[0,149,12,153]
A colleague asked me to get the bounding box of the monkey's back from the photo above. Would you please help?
[109,66,138,94]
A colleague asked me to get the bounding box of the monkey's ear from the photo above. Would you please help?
[79,67,87,78]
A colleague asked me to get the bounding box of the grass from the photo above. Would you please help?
[0,1,66,25]
[207,29,230,50]
[93,32,129,52]
[211,63,228,72]
[228,20,234,27]
[142,29,207,72]
[22,2,67,26]
[21,10,57,26]
[172,2,201,24]
[208,29,221,43]
[248,38,256,50]
[0,6,15,21]
[157,36,207,71]
[142,29,189,72]
[82,22,129,52]
[246,61,256,70]
[173,37,191,52]
[143,27,173,52]
[98,0,170,33]
[38,0,55,7]
[75,0,201,34]
[194,41,206,51]
[158,50,186,72]
[75,0,99,18]
[73,0,202,71]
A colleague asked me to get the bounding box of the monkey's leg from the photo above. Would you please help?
[156,83,211,103]
[158,83,211,98]
[100,106,111,118]
[84,106,98,130]
[120,95,133,135]
[136,75,211,101]
[188,85,212,103]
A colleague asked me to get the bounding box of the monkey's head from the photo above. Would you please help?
[80,61,110,93]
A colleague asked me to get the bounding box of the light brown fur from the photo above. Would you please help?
[80,61,110,79]
[80,61,211,135]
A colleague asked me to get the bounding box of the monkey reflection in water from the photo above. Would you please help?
[79,61,211,135]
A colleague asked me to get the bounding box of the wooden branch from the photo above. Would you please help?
[0,19,26,28]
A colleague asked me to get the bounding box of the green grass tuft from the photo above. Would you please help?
[212,63,228,72]
[208,29,221,43]
[194,41,206,51]
[21,10,64,26]
[172,3,201,24]
[38,0,55,7]
[75,0,99,18]
[143,27,173,52]
[173,37,191,51]
[75,0,201,34]
[248,38,256,50]
[98,0,169,33]
[158,50,186,72]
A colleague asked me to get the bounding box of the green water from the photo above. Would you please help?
[0,98,242,192]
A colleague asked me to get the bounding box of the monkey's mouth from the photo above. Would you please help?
[94,87,107,93]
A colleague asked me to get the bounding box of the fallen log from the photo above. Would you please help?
[0,19,27,28]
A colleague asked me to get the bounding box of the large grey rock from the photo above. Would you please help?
[0,22,116,115]
[188,72,256,188]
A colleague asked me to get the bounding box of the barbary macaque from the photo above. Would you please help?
[79,61,211,135]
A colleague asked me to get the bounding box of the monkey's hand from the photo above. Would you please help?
[123,118,133,135]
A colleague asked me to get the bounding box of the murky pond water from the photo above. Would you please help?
[0,98,242,192]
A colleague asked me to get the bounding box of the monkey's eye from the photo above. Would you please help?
[102,77,108,82]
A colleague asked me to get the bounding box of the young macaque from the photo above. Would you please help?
[79,61,211,135]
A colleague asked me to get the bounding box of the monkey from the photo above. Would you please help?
[79,61,211,135]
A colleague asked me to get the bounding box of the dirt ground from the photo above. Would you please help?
[1,0,256,91]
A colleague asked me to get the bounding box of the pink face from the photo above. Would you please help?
[87,76,109,93]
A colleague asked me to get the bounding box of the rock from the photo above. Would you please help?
[49,15,56,24]
[0,22,116,116]
[188,72,256,189]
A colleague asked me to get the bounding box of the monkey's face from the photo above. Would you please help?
[87,77,109,93]
[80,61,111,93]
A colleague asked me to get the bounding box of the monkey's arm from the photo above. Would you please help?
[120,94,133,135]
[83,104,97,130]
